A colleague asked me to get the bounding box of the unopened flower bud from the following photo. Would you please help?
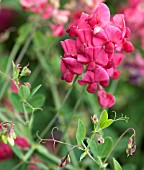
[1,134,7,144]
[16,64,21,72]
[20,65,31,77]
[97,136,104,144]
[126,136,136,157]
[128,137,133,149]
[7,136,14,146]
[66,155,71,164]
[24,82,31,88]
[58,161,66,168]
[91,115,98,123]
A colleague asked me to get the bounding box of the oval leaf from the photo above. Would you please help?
[113,158,122,170]
[98,137,113,158]
[9,93,23,112]
[18,85,30,100]
[100,119,113,130]
[99,110,108,128]
[76,119,86,145]
[88,139,98,159]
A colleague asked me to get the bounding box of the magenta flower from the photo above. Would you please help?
[60,3,134,108]
[15,137,30,149]
[97,90,115,108]
[0,142,13,161]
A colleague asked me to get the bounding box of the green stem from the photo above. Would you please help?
[35,51,61,109]
[22,102,29,124]
[0,17,39,99]
[40,76,78,138]
[0,44,20,99]
[103,128,136,164]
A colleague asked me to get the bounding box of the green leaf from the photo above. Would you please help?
[99,110,108,128]
[76,119,86,145]
[31,84,42,97]
[80,152,87,162]
[12,61,19,80]
[113,158,122,170]
[0,159,18,170]
[18,85,30,100]
[88,139,98,159]
[98,137,113,158]
[29,94,45,107]
[99,119,113,130]
[9,93,23,112]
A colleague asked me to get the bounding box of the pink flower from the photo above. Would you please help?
[60,3,134,108]
[0,142,13,161]
[49,24,65,37]
[97,90,115,108]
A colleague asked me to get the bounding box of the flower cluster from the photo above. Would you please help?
[0,122,16,147]
[60,3,134,108]
[20,0,70,36]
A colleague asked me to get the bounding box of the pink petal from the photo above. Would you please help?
[112,14,126,38]
[86,62,96,71]
[88,3,110,27]
[77,54,91,64]
[104,25,122,44]
[111,70,121,80]
[78,71,95,85]
[76,29,93,49]
[62,58,83,75]
[60,58,67,73]
[61,71,74,83]
[112,53,125,68]
[85,47,108,66]
[97,90,115,108]
[123,41,134,53]
[61,39,77,57]
[87,83,97,93]
[77,12,90,29]
[94,66,109,82]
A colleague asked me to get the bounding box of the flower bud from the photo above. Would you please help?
[97,136,104,144]
[24,82,31,88]
[1,134,7,144]
[58,161,66,168]
[66,155,71,164]
[7,136,14,146]
[91,115,98,123]
[126,136,136,157]
[20,65,31,77]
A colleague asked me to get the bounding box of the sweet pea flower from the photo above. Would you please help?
[60,2,134,108]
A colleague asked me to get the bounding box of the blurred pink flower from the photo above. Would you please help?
[0,142,13,161]
[124,52,144,84]
[15,137,30,149]
[121,0,144,49]
[0,8,17,33]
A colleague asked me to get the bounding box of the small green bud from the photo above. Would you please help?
[7,136,14,147]
[1,135,7,144]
